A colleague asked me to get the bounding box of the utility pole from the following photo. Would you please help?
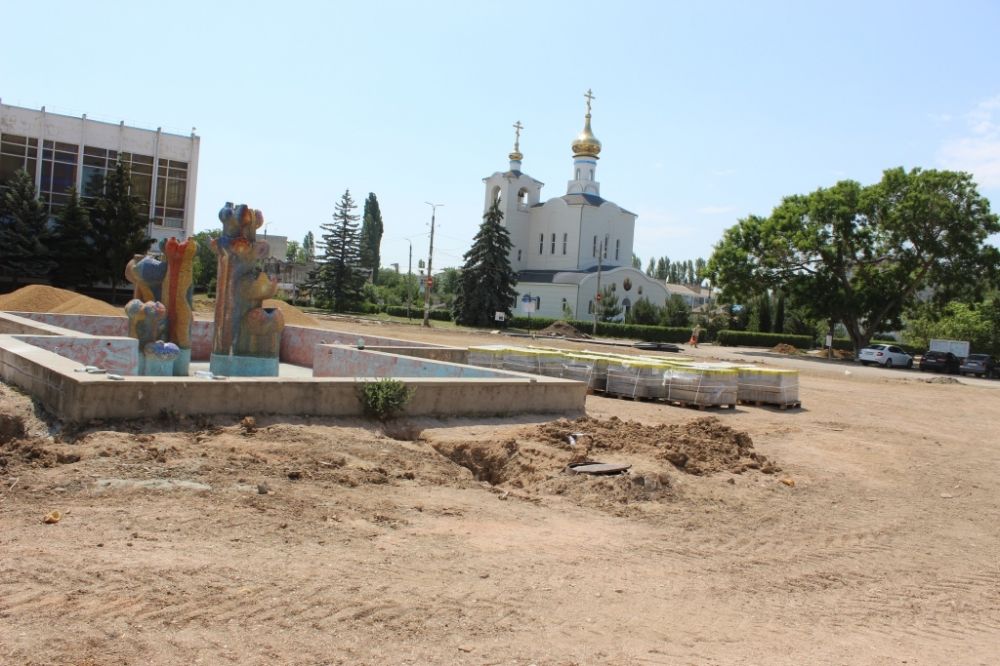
[422,202,443,327]
[406,239,413,320]
[592,239,603,336]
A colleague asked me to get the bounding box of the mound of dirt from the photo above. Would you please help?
[538,320,589,338]
[262,299,319,327]
[535,416,778,476]
[771,343,802,355]
[0,285,121,316]
[924,376,961,384]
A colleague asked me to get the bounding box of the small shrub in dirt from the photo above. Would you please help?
[358,379,415,421]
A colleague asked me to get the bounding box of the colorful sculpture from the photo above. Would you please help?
[124,237,198,375]
[209,202,285,376]
[124,300,169,375]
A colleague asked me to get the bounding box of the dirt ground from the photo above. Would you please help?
[2,315,999,665]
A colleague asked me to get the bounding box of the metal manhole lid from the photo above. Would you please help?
[567,461,631,476]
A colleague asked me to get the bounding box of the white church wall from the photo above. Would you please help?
[525,198,582,271]
[514,283,579,320]
[577,202,635,271]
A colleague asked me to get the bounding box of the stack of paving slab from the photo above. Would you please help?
[736,366,800,406]
[605,359,671,399]
[663,364,739,407]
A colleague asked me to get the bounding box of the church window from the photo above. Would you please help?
[603,234,609,259]
[592,235,597,257]
[517,249,522,262]
[588,300,594,314]
[589,169,593,180]
[576,168,580,180]
[518,188,529,206]
[539,233,544,254]
[562,233,568,254]
[551,233,556,254]
[615,239,620,260]
[491,186,501,203]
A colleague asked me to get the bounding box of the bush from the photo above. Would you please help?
[716,330,814,348]
[358,378,415,420]
[383,305,452,321]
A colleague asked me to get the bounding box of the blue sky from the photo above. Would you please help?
[3,0,999,271]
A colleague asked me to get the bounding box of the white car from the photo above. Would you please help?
[858,344,913,369]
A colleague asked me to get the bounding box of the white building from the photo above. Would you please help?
[0,100,200,248]
[482,92,669,320]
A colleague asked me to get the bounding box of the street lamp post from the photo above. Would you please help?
[422,202,443,327]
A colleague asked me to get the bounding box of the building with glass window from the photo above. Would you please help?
[0,101,199,248]
[482,94,668,320]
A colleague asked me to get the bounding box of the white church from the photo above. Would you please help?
[482,91,669,321]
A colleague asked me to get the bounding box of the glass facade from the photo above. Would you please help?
[0,130,187,227]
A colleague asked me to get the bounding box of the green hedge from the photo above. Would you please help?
[716,330,815,348]
[831,337,921,354]
[508,316,690,342]
[383,305,452,321]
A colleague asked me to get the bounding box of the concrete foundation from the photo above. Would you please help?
[0,311,586,421]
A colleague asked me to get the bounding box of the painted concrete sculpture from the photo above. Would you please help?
[144,340,181,376]
[125,300,169,375]
[124,237,198,375]
[209,202,285,376]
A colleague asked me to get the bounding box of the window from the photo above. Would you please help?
[0,134,39,189]
[539,233,544,254]
[518,188,529,206]
[39,139,79,213]
[576,168,580,180]
[603,234,609,259]
[588,300,594,314]
[615,239,620,260]
[592,235,597,257]
[562,233,568,255]
[517,249,522,262]
[551,233,556,254]
[155,159,188,227]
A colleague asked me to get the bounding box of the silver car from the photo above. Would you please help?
[858,344,913,369]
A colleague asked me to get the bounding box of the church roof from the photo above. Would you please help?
[531,193,635,215]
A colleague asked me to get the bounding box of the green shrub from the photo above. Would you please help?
[358,379,415,420]
[716,330,815,348]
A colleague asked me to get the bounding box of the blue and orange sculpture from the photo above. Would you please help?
[209,203,285,376]
[124,237,198,375]
[124,299,169,375]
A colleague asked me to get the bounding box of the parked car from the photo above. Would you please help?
[959,353,997,378]
[858,344,913,368]
[919,350,961,374]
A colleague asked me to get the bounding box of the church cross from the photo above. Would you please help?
[513,120,523,151]
[584,89,596,114]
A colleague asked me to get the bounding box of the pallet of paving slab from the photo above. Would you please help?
[738,399,802,410]
[664,399,737,411]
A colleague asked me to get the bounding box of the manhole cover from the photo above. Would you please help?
[566,461,631,476]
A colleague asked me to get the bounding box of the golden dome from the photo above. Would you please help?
[572,113,602,158]
[509,148,523,161]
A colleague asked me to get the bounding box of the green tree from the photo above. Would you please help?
[49,187,97,288]
[645,258,655,277]
[655,257,668,280]
[285,240,302,263]
[309,189,366,312]
[661,293,691,327]
[630,297,662,325]
[439,267,461,297]
[453,199,517,326]
[89,161,151,301]
[302,231,315,262]
[0,169,52,285]
[598,285,621,321]
[191,230,221,294]
[773,290,786,333]
[707,168,1000,351]
[359,193,384,282]
[631,253,642,270]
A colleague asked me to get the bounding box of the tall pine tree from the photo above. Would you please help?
[0,169,51,285]
[359,192,384,282]
[89,161,151,301]
[310,189,365,312]
[453,199,517,326]
[50,187,97,288]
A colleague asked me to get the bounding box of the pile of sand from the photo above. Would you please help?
[0,285,121,317]
[771,343,803,355]
[538,320,589,338]
[262,299,318,327]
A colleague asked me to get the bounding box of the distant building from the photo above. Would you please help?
[664,283,711,309]
[0,100,200,248]
[482,91,669,320]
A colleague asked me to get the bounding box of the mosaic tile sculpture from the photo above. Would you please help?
[124,299,169,375]
[209,202,285,376]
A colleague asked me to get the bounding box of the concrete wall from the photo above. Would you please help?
[314,345,505,379]
[365,346,468,364]
[16,335,138,376]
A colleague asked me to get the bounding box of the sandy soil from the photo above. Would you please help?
[2,317,999,665]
